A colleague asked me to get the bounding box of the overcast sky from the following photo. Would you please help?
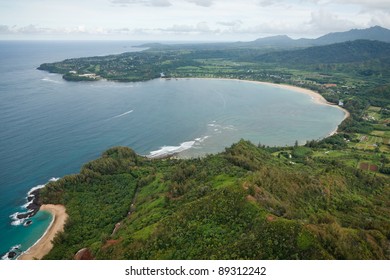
[0,0,389,41]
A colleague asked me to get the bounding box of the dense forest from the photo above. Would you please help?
[39,142,389,259]
[36,33,390,259]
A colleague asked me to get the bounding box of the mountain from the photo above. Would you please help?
[250,35,295,47]
[250,26,390,48]
[313,26,390,45]
[256,40,390,65]
[137,26,390,51]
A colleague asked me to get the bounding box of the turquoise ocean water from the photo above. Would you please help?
[0,41,345,259]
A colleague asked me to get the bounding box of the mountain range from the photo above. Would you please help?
[140,26,390,50]
[248,26,390,48]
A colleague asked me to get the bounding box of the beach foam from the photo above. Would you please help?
[41,77,62,84]
[1,244,21,260]
[148,136,210,158]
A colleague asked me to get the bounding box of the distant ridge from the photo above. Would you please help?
[256,40,390,64]
[313,26,390,45]
[139,26,390,50]
[250,26,390,48]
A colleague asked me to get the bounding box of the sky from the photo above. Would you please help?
[0,0,389,41]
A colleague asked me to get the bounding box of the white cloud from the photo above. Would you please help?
[110,0,172,7]
[217,20,243,27]
[186,0,214,7]
[257,0,276,7]
[1,0,389,40]
[159,21,216,34]
[307,9,357,33]
[0,25,12,34]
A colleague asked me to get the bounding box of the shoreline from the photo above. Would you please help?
[176,77,350,137]
[18,204,67,260]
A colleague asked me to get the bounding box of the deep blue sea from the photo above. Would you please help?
[0,41,345,259]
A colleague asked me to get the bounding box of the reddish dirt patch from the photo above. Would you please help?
[102,239,120,249]
[246,195,256,202]
[74,248,94,260]
[266,215,277,222]
[359,162,369,170]
[369,164,378,172]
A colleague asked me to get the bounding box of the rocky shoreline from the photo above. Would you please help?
[16,189,42,220]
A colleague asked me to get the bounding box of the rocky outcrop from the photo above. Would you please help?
[111,222,121,236]
[74,248,94,260]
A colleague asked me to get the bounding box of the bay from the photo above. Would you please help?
[0,41,345,259]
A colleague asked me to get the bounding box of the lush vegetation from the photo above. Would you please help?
[37,35,390,260]
[39,142,389,260]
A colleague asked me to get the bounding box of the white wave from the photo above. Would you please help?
[41,77,62,84]
[2,244,22,260]
[11,244,21,251]
[10,213,25,226]
[49,177,60,182]
[27,184,45,197]
[194,136,209,143]
[148,136,210,158]
[1,253,10,260]
[208,122,236,132]
[110,110,134,119]
[148,140,196,158]
[9,211,32,226]
[22,201,32,209]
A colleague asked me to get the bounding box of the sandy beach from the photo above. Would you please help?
[18,204,68,260]
[177,77,350,136]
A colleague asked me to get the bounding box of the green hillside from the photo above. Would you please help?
[38,142,389,260]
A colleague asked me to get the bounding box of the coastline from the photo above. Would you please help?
[176,77,350,137]
[18,204,67,260]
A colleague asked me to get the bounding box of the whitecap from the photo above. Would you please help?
[1,253,10,260]
[110,110,134,119]
[41,77,62,84]
[148,140,196,158]
[1,244,22,260]
[147,135,211,158]
[49,177,60,182]
[195,136,209,143]
[27,184,45,197]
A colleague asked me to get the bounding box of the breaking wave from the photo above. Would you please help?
[148,136,209,158]
[1,244,22,260]
[41,77,62,84]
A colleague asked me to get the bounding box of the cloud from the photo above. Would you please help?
[217,20,242,27]
[305,0,390,11]
[257,0,275,7]
[0,25,12,34]
[159,22,216,33]
[368,11,390,27]
[186,0,214,7]
[110,0,172,7]
[307,9,356,33]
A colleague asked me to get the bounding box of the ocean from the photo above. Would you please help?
[0,41,345,259]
